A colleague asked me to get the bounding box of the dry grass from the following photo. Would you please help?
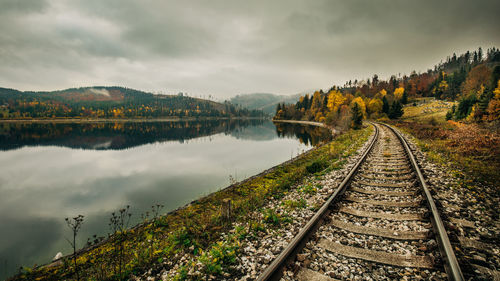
[402,98,454,122]
[391,120,500,186]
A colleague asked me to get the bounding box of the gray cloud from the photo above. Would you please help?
[0,0,499,98]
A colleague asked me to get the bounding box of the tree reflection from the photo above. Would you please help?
[0,120,332,151]
[274,123,332,146]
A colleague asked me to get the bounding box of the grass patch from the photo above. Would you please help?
[282,198,307,210]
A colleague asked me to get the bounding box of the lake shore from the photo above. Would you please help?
[10,124,372,281]
[0,116,267,123]
[272,119,337,134]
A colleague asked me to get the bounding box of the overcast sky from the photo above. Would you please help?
[0,0,499,98]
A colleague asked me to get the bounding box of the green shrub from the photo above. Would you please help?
[306,160,328,174]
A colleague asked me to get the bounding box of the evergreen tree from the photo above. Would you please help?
[445,110,453,120]
[491,65,500,89]
[351,102,363,129]
[303,94,310,109]
[455,95,477,119]
[401,91,408,104]
[389,101,403,119]
[476,91,493,119]
[382,96,390,114]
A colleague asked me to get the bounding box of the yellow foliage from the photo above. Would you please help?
[367,98,383,115]
[466,105,476,122]
[394,87,405,100]
[379,89,387,97]
[486,80,500,121]
[327,89,346,112]
[311,91,323,111]
[494,80,500,97]
[351,97,366,118]
[314,112,324,122]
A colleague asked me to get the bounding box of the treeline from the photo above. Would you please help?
[274,85,405,129]
[0,86,264,119]
[274,47,500,127]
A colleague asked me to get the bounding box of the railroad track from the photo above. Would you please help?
[257,123,464,281]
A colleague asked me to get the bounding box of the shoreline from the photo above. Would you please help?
[0,116,268,124]
[272,119,337,134]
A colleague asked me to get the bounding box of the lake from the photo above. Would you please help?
[0,119,331,279]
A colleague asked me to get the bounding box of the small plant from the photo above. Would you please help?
[171,227,193,248]
[173,265,188,281]
[200,240,239,275]
[249,221,266,234]
[108,206,132,278]
[65,215,84,281]
[298,183,318,195]
[283,198,307,209]
[228,174,237,185]
[234,225,248,240]
[263,209,284,226]
[306,159,328,174]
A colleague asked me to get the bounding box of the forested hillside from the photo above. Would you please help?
[0,86,264,119]
[274,47,500,128]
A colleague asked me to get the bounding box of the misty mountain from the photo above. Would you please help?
[230,93,302,115]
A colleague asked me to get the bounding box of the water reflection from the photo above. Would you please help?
[0,120,331,279]
[274,122,333,146]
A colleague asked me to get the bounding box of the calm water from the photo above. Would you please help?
[0,120,331,279]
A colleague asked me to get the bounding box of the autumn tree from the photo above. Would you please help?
[310,91,323,113]
[327,89,346,112]
[462,64,492,97]
[367,98,383,117]
[350,97,366,118]
[485,80,500,121]
[394,87,405,100]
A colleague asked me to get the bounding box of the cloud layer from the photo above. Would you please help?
[0,0,499,98]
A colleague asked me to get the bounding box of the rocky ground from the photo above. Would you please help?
[280,125,448,281]
[401,130,500,280]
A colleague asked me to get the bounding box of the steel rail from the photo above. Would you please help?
[383,123,464,281]
[256,123,379,281]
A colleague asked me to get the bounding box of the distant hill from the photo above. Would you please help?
[230,93,302,115]
[0,86,263,119]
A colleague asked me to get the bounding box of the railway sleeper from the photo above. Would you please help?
[318,239,435,269]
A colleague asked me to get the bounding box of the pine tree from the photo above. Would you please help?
[303,95,310,109]
[382,96,390,114]
[351,102,363,129]
[389,101,403,119]
[401,91,408,104]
